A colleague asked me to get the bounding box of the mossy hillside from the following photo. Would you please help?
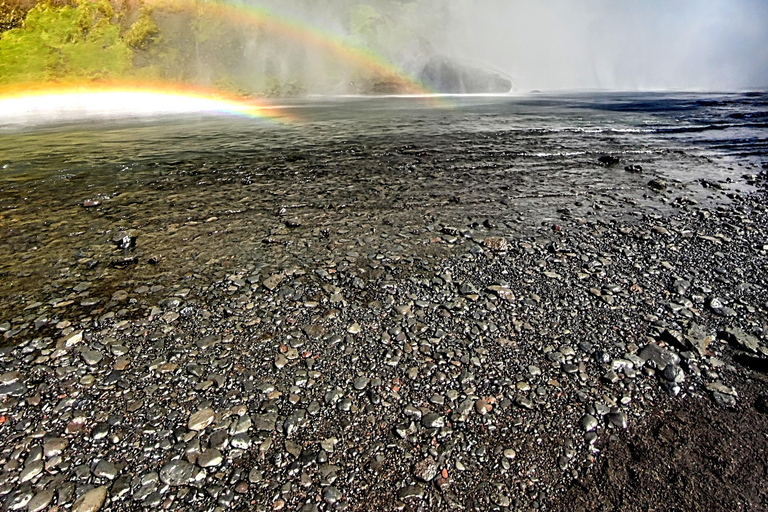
[0,0,142,84]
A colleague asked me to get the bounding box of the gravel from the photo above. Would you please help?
[0,124,767,510]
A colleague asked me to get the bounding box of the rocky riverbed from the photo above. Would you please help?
[2,166,768,511]
[1,94,768,511]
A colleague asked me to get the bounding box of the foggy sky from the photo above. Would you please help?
[440,0,768,91]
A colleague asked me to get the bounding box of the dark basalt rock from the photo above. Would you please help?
[419,56,512,94]
[597,155,621,166]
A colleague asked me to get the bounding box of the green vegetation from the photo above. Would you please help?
[0,0,438,95]
[0,0,136,84]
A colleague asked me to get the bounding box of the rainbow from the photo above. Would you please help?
[0,82,295,124]
[147,0,439,99]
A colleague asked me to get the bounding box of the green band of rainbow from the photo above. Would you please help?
[149,0,440,99]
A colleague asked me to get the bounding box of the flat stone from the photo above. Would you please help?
[27,489,55,512]
[19,460,44,483]
[188,408,215,431]
[274,354,288,369]
[639,343,680,369]
[0,371,22,385]
[0,381,27,398]
[81,350,104,366]
[71,485,108,512]
[160,460,195,486]
[724,327,760,352]
[263,274,284,291]
[421,412,444,429]
[685,323,714,357]
[353,377,370,390]
[93,460,118,480]
[705,382,737,396]
[196,335,219,349]
[198,449,223,468]
[254,412,278,431]
[398,484,426,500]
[44,437,68,457]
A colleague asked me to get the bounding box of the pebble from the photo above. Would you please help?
[27,489,54,512]
[71,486,108,512]
[160,460,195,486]
[93,460,118,479]
[188,408,215,431]
[475,398,492,415]
[413,456,438,482]
[608,411,628,429]
[198,449,223,467]
[580,414,598,432]
[421,413,444,429]
[0,154,765,512]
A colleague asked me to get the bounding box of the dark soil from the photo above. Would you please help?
[552,375,768,512]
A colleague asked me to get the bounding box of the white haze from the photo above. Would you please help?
[260,0,768,92]
[433,0,768,91]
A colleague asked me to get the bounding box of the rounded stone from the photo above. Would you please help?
[72,486,108,512]
[27,489,55,512]
[160,460,195,486]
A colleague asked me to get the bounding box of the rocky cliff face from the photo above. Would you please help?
[420,56,512,94]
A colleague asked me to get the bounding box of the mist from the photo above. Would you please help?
[258,0,768,92]
[3,0,765,94]
[432,0,768,91]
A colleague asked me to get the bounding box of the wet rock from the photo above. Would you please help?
[662,364,685,384]
[44,437,68,457]
[27,489,54,512]
[71,486,108,512]
[198,449,223,468]
[721,327,760,352]
[580,414,598,432]
[639,343,680,369]
[597,155,621,166]
[0,371,23,385]
[188,408,215,431]
[160,460,195,486]
[323,486,341,504]
[421,412,445,429]
[93,460,118,480]
[608,411,628,429]
[19,461,44,483]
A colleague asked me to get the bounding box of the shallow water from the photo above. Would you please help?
[0,92,765,324]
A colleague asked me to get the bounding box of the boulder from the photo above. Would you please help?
[420,56,512,94]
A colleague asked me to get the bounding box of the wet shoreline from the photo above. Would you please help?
[1,95,768,510]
